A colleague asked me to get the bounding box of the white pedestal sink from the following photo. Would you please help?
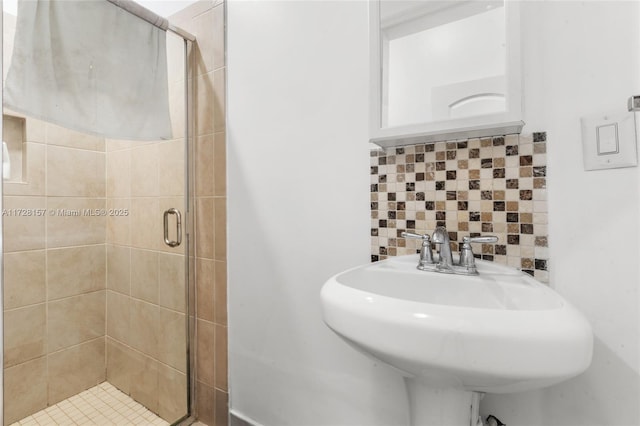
[320,255,593,426]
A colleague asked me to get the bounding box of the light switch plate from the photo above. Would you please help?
[581,111,637,171]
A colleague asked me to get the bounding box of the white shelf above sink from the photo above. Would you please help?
[370,120,525,149]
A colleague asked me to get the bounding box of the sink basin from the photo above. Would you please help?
[321,254,593,425]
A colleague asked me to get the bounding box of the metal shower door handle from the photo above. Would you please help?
[163,208,182,247]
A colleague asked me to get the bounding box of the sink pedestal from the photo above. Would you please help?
[405,379,480,426]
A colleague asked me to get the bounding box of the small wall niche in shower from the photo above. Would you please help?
[2,113,26,182]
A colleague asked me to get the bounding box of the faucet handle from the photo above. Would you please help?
[462,235,498,244]
[401,231,430,241]
[401,232,435,269]
[458,235,498,274]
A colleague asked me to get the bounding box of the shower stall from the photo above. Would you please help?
[1,1,196,425]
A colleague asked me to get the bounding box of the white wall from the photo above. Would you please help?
[481,2,640,425]
[227,1,408,425]
[228,1,640,425]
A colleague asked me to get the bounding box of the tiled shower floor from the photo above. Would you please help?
[11,382,169,426]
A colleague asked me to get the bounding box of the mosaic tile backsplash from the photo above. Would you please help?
[370,133,549,283]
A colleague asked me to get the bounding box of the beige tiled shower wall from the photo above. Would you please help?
[2,116,107,425]
[171,1,228,425]
[3,108,190,425]
[370,133,549,283]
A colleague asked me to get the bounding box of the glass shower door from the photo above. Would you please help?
[104,109,191,424]
[1,6,194,425]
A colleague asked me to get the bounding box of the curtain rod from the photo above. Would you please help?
[106,0,196,42]
[168,23,197,42]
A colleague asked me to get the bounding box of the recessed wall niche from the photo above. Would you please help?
[2,114,26,182]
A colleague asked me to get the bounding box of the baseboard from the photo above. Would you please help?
[229,409,264,426]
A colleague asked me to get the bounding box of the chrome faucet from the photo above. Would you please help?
[401,227,498,275]
[431,226,454,272]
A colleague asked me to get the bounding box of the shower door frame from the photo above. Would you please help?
[178,35,197,426]
[0,2,5,425]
